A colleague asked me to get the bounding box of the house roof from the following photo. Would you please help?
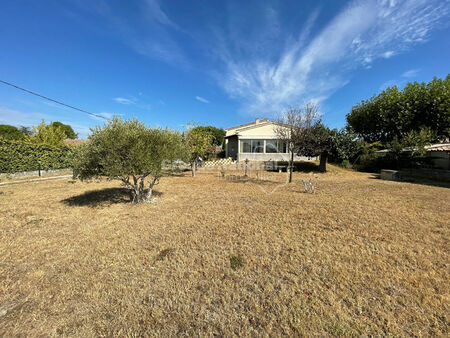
[63,139,86,145]
[224,118,270,131]
[376,143,450,153]
[427,143,450,151]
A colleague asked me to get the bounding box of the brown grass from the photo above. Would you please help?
[0,166,449,336]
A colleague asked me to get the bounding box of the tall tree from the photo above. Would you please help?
[329,128,364,164]
[73,117,187,203]
[190,126,225,147]
[184,124,213,177]
[0,124,25,140]
[30,120,67,146]
[347,75,450,144]
[296,122,334,172]
[50,122,78,139]
[275,102,320,182]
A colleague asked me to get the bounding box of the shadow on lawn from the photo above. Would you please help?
[369,173,450,188]
[61,187,162,207]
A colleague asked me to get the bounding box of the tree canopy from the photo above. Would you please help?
[0,124,25,140]
[346,75,450,144]
[190,126,225,147]
[296,122,334,172]
[184,124,214,176]
[73,117,187,203]
[31,120,67,146]
[50,122,78,139]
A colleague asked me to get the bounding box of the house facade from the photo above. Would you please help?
[225,118,316,162]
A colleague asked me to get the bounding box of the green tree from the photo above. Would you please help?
[347,75,450,144]
[0,124,25,140]
[184,123,213,177]
[50,122,78,139]
[73,117,187,203]
[296,122,334,172]
[30,120,67,146]
[190,126,225,147]
[19,126,32,136]
[329,128,364,164]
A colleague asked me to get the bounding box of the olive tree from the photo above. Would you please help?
[73,117,187,203]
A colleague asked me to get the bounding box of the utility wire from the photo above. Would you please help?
[0,79,107,120]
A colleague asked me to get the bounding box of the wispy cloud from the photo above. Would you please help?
[402,68,420,78]
[195,96,210,103]
[113,97,135,105]
[382,51,395,58]
[215,0,449,115]
[71,0,188,67]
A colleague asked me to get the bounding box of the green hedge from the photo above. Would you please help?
[0,139,76,173]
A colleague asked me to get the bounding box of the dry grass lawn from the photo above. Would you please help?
[0,166,449,336]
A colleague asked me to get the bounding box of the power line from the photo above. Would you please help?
[0,79,107,120]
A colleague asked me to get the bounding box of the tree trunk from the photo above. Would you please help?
[191,160,196,177]
[319,151,328,172]
[145,177,158,201]
[288,150,294,183]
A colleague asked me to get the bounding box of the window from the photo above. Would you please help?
[240,140,251,153]
[252,140,264,153]
[240,139,264,153]
[240,139,288,153]
[265,140,278,153]
[278,141,288,153]
[265,140,288,153]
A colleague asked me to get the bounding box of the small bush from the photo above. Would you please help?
[230,255,244,270]
[340,159,351,168]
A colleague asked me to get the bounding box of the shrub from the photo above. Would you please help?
[340,159,351,168]
[0,139,75,173]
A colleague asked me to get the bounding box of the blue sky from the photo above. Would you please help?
[0,0,449,138]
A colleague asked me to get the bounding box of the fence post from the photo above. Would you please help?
[38,160,41,177]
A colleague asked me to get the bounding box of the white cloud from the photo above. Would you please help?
[382,51,395,58]
[402,68,420,78]
[113,97,135,105]
[195,96,210,103]
[216,0,449,115]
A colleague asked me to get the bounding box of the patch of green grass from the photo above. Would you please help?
[230,255,244,270]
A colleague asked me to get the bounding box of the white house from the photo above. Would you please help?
[224,118,316,162]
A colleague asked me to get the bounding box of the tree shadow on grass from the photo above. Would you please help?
[61,187,162,207]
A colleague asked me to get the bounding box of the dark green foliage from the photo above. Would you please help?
[347,75,450,143]
[340,160,351,168]
[50,122,78,139]
[356,129,435,172]
[19,126,32,136]
[190,126,225,147]
[0,124,25,140]
[295,122,334,172]
[230,255,244,270]
[0,139,74,173]
[329,128,364,164]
